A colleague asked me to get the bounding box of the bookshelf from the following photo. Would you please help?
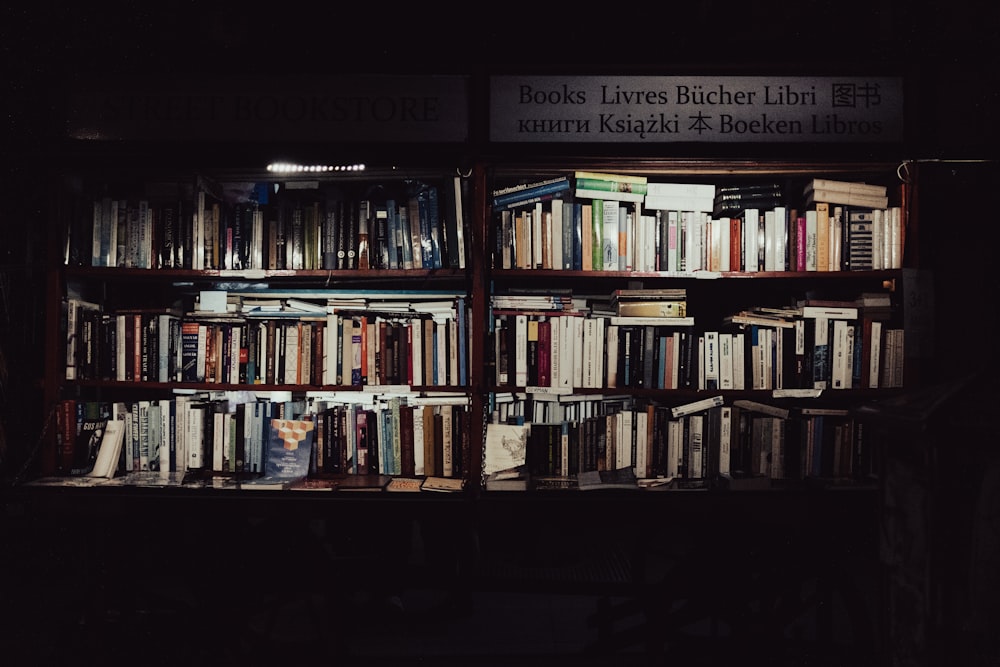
[40,162,482,490]
[480,159,916,492]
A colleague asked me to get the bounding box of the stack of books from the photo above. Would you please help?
[713,182,785,216]
[643,181,715,212]
[803,178,888,209]
[610,288,688,318]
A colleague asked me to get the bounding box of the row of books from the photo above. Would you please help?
[67,175,469,271]
[65,297,471,388]
[494,195,903,273]
[484,395,875,487]
[490,305,904,392]
[494,172,889,217]
[54,392,472,481]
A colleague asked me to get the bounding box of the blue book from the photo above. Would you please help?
[561,200,574,270]
[427,185,444,269]
[242,416,314,488]
[385,199,401,269]
[492,176,571,210]
[572,202,583,270]
[457,296,468,386]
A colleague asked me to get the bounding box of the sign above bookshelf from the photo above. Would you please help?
[490,75,904,144]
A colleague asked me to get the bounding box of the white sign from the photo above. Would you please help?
[490,75,903,143]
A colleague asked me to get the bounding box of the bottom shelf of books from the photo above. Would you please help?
[27,389,472,494]
[483,392,882,493]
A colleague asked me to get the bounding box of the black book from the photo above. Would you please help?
[322,198,340,270]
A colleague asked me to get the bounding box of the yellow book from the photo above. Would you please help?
[815,202,830,272]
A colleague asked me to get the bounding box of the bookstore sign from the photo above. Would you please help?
[490,75,903,143]
[65,75,469,143]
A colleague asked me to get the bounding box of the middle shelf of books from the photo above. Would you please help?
[479,160,915,493]
[44,163,481,495]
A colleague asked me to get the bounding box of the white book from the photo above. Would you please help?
[412,405,426,475]
[643,195,715,212]
[764,209,779,271]
[582,318,597,388]
[87,419,125,479]
[667,419,683,478]
[703,330,719,390]
[514,314,528,387]
[697,335,706,390]
[592,316,606,388]
[869,320,883,389]
[411,319,423,387]
[601,199,620,271]
[618,408,633,470]
[532,203,543,268]
[772,206,787,272]
[449,318,459,387]
[634,409,649,478]
[733,332,746,390]
[889,207,902,269]
[571,316,584,389]
[689,414,704,478]
[743,208,760,273]
[719,332,734,390]
[645,181,716,198]
[605,324,619,388]
[550,199,563,271]
[441,404,454,477]
[671,395,725,419]
[436,321,448,388]
[718,406,732,475]
[805,209,818,271]
[872,208,884,270]
[158,398,172,472]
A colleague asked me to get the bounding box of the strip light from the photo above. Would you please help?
[266,162,366,173]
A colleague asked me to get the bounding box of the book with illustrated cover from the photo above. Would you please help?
[240,418,314,489]
[69,416,109,475]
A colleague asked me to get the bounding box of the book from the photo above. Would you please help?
[577,466,639,490]
[805,188,888,210]
[483,423,531,475]
[577,187,645,204]
[573,170,648,184]
[670,395,724,419]
[609,316,695,327]
[421,476,465,492]
[732,399,790,419]
[574,176,648,195]
[70,415,109,475]
[86,419,125,479]
[804,178,887,196]
[615,300,688,317]
[241,417,314,489]
[386,476,424,492]
[484,463,529,490]
[493,176,571,210]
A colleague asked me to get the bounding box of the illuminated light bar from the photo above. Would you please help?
[266,162,366,173]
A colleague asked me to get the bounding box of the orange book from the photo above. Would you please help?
[729,218,742,271]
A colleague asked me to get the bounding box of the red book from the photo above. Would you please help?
[537,318,551,386]
[796,215,807,271]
